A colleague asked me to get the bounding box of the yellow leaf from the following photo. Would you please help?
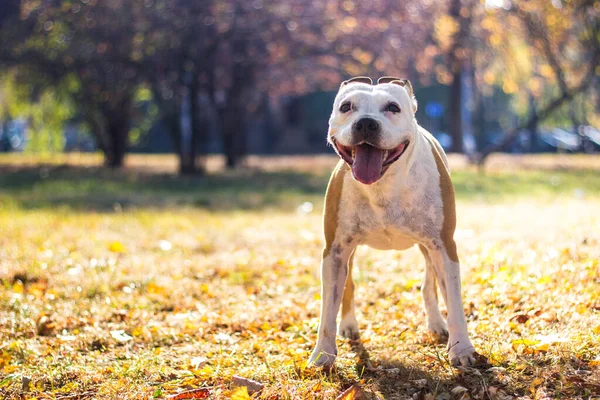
[512,338,540,348]
[109,241,126,253]
[147,282,165,295]
[311,380,322,392]
[534,342,550,352]
[537,276,552,284]
[513,335,567,353]
[531,377,543,387]
[13,281,24,294]
[230,386,251,400]
[590,357,600,367]
[576,304,588,314]
[131,327,143,337]
[195,365,213,378]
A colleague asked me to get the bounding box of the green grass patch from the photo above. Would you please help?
[0,160,599,212]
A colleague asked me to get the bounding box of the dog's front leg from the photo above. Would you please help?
[426,244,476,366]
[309,244,353,367]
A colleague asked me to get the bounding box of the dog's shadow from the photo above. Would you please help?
[341,339,490,399]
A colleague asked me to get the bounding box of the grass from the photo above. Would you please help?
[0,153,599,399]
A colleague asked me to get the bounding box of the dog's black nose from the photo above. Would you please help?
[353,117,381,140]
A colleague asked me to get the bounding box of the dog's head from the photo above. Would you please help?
[328,76,418,185]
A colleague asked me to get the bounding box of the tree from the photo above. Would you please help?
[474,0,599,164]
[0,0,142,167]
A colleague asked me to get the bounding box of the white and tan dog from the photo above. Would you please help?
[308,76,477,368]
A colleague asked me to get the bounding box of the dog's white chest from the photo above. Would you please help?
[338,168,443,252]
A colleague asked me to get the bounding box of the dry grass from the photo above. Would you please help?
[0,154,599,399]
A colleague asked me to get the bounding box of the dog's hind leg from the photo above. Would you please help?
[424,243,476,366]
[419,245,448,339]
[338,249,359,339]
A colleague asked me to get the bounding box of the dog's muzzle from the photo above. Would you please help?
[332,136,409,185]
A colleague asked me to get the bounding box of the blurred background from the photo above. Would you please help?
[1,3,600,398]
[0,0,598,174]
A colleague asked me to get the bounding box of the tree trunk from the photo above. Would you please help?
[104,116,129,168]
[0,0,19,27]
[448,67,463,153]
[219,94,247,169]
[472,77,486,152]
[526,93,538,152]
[447,0,467,153]
[183,78,203,175]
[163,111,192,175]
[221,108,238,169]
[99,99,131,168]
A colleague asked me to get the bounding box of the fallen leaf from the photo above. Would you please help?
[413,379,428,388]
[451,386,468,396]
[530,377,543,387]
[166,388,210,399]
[13,281,24,294]
[158,240,173,251]
[511,338,540,348]
[488,386,512,400]
[110,330,133,342]
[336,385,364,400]
[190,356,208,370]
[311,380,323,392]
[36,315,56,336]
[147,282,166,295]
[58,334,77,342]
[230,386,251,400]
[532,334,568,351]
[231,375,264,395]
[509,313,530,324]
[21,376,31,392]
[109,241,126,253]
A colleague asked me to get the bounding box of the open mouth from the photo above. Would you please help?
[332,139,410,185]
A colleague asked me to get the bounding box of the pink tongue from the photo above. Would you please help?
[352,144,384,184]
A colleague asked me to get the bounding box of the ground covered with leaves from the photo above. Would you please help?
[0,154,599,399]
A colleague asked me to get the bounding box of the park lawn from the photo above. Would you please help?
[0,154,599,399]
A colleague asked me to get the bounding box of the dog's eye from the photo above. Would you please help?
[339,102,352,113]
[386,103,401,113]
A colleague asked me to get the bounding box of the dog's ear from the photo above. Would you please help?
[377,77,418,113]
[377,76,404,85]
[341,76,373,87]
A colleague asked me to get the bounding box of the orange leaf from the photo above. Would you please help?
[336,385,364,400]
[166,388,210,399]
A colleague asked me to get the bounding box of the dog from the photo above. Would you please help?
[308,76,477,368]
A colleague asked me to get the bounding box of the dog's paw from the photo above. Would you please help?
[338,315,360,340]
[448,338,476,367]
[308,346,337,368]
[426,318,449,340]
